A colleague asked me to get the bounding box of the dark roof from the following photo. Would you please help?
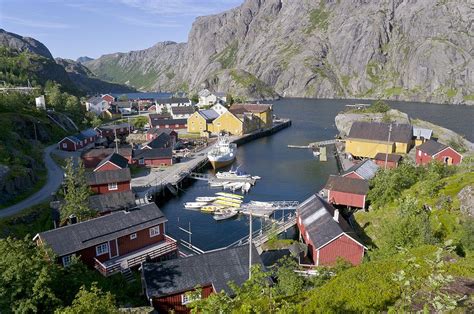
[149,113,172,121]
[297,194,364,249]
[87,96,104,105]
[325,175,369,195]
[133,148,173,160]
[95,153,129,170]
[147,128,175,136]
[82,148,132,158]
[86,168,131,185]
[374,153,402,162]
[230,104,272,114]
[142,244,263,298]
[98,123,131,131]
[171,106,195,115]
[155,97,189,105]
[37,203,167,256]
[348,121,413,144]
[143,133,171,149]
[88,191,136,213]
[81,128,98,138]
[417,140,449,155]
[343,160,379,180]
[198,109,220,122]
[150,118,187,127]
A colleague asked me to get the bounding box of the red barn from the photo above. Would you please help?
[141,245,263,313]
[81,148,133,168]
[58,135,84,151]
[325,175,369,209]
[416,140,463,166]
[373,153,402,169]
[150,118,187,130]
[93,153,129,172]
[341,160,379,180]
[133,148,173,167]
[296,194,366,266]
[34,203,178,276]
[95,123,133,138]
[86,168,131,194]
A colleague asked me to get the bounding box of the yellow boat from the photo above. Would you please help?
[216,196,243,204]
[215,192,244,200]
[214,199,241,208]
[201,206,222,213]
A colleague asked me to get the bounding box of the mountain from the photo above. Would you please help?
[0,29,134,94]
[84,0,473,104]
[76,56,93,63]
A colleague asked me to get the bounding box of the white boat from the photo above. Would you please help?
[195,196,217,202]
[209,181,230,188]
[251,176,261,180]
[216,167,251,179]
[213,209,239,221]
[248,201,274,208]
[230,182,244,192]
[208,134,237,169]
[184,202,208,209]
[215,192,244,199]
[242,182,251,193]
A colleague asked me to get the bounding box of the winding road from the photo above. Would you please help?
[0,144,64,218]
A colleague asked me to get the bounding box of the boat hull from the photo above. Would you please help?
[209,158,235,170]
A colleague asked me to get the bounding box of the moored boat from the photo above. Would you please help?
[208,134,237,170]
[213,209,239,221]
[184,202,208,209]
[201,205,222,213]
[195,196,217,202]
[215,192,244,199]
[214,199,242,208]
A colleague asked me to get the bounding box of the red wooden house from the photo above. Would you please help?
[416,140,463,166]
[373,153,402,169]
[88,190,137,215]
[101,94,115,104]
[296,194,366,266]
[58,135,85,151]
[146,128,178,143]
[95,123,133,138]
[341,159,379,180]
[86,154,131,194]
[325,175,369,209]
[150,117,187,130]
[133,148,173,167]
[141,244,263,313]
[93,153,129,172]
[34,203,178,276]
[81,148,133,168]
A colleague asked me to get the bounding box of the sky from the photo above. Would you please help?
[0,0,242,60]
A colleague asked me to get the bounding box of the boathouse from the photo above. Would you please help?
[325,175,369,209]
[342,159,379,180]
[133,148,173,167]
[296,195,365,266]
[34,203,178,276]
[86,167,131,194]
[141,244,263,313]
[415,140,462,166]
[229,104,273,128]
[88,190,136,215]
[373,153,402,169]
[345,121,413,158]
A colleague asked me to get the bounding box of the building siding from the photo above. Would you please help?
[59,138,78,151]
[345,139,394,158]
[328,190,366,208]
[416,147,462,166]
[212,111,243,135]
[374,159,398,169]
[152,285,214,313]
[317,234,364,266]
[117,224,165,256]
[187,112,208,133]
[137,158,173,167]
[90,181,130,194]
[94,161,122,172]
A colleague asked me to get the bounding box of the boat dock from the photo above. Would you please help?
[188,172,257,185]
[287,139,337,149]
[239,201,300,218]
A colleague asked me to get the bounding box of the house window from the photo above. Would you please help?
[182,292,201,305]
[96,243,109,256]
[108,182,118,191]
[139,158,145,165]
[175,124,179,127]
[62,255,73,267]
[165,125,169,128]
[130,233,137,240]
[62,143,67,148]
[149,226,161,237]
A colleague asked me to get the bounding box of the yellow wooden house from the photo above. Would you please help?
[345,121,413,158]
[229,104,273,129]
[187,109,220,134]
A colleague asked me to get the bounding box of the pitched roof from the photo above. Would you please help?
[374,153,402,162]
[88,191,136,213]
[98,123,131,131]
[343,160,379,180]
[142,244,263,298]
[150,118,187,127]
[417,140,449,156]
[86,168,131,185]
[146,128,175,136]
[81,148,132,158]
[87,96,104,105]
[149,113,172,121]
[37,203,167,256]
[325,175,369,195]
[198,89,211,97]
[230,103,272,114]
[81,128,98,138]
[214,92,226,97]
[95,153,129,170]
[348,121,413,144]
[155,98,189,105]
[297,194,364,249]
[198,109,220,122]
[171,106,195,115]
[133,148,173,160]
[143,133,172,149]
[413,127,432,140]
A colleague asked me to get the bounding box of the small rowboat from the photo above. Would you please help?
[195,196,217,202]
[215,192,244,199]
[201,205,222,213]
[213,209,239,221]
[214,199,241,208]
[184,202,208,209]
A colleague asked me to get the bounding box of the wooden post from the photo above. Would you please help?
[249,208,252,280]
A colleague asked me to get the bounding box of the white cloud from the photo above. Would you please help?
[2,16,73,29]
[118,16,181,28]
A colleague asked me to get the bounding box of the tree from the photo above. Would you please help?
[273,256,305,297]
[226,94,234,105]
[60,158,95,223]
[0,237,62,312]
[191,94,199,103]
[55,284,118,314]
[45,81,65,111]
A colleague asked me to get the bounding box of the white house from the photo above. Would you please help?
[155,97,192,113]
[85,96,109,115]
[215,92,227,104]
[211,103,228,116]
[35,95,46,110]
[198,89,227,107]
[170,105,195,119]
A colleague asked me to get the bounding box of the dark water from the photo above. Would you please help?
[159,98,473,250]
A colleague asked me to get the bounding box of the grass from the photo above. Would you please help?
[229,69,275,96]
[306,2,330,33]
[212,41,239,69]
[0,169,47,210]
[463,93,474,102]
[0,201,53,238]
[262,239,295,251]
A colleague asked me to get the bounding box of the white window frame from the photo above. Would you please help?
[182,292,201,305]
[418,150,421,157]
[108,182,118,191]
[130,233,137,240]
[139,158,145,165]
[96,243,109,256]
[62,143,67,148]
[149,226,161,237]
[62,255,73,267]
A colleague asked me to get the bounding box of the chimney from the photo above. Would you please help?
[333,209,339,222]
[69,214,78,225]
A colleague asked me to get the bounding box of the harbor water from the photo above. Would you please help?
[158,98,474,251]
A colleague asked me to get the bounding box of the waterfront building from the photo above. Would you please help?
[141,244,263,313]
[325,175,369,209]
[373,153,402,169]
[81,147,133,168]
[341,159,379,180]
[296,195,366,267]
[187,109,220,134]
[88,190,136,215]
[345,121,413,158]
[229,104,273,129]
[413,127,433,146]
[415,140,463,166]
[34,203,178,276]
[86,166,131,195]
[211,103,228,115]
[133,148,173,167]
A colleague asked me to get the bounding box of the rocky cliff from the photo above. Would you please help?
[84,0,473,104]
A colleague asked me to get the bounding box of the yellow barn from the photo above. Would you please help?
[212,111,245,135]
[229,104,273,129]
[345,121,413,158]
[187,109,220,134]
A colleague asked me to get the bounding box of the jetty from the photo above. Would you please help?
[188,172,257,185]
[288,139,338,149]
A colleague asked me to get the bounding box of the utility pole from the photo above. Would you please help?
[33,121,37,141]
[114,127,118,153]
[384,123,393,170]
[249,208,253,280]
